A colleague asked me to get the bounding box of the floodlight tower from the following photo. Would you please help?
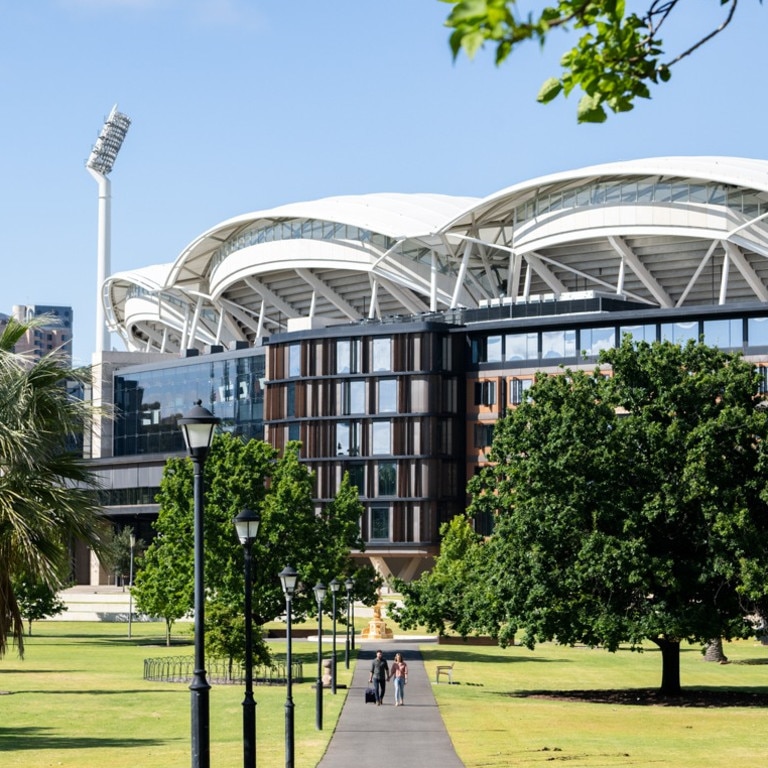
[86,105,131,353]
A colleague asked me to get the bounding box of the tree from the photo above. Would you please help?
[464,339,768,695]
[134,435,377,660]
[103,526,144,588]
[11,572,67,635]
[0,316,107,657]
[442,1,750,122]
[390,515,485,636]
[132,462,194,645]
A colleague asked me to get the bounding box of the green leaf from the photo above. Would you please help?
[461,30,487,59]
[577,93,607,123]
[537,76,563,104]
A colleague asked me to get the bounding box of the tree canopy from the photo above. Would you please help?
[133,434,378,660]
[0,316,107,657]
[441,1,750,122]
[403,338,768,694]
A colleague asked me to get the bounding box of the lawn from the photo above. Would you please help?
[422,638,768,768]
[0,621,349,768]
[3,621,767,768]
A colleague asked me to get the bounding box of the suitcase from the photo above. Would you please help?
[364,686,376,704]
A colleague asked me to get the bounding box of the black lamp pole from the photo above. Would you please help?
[128,531,135,639]
[279,566,298,768]
[349,577,355,650]
[344,577,353,669]
[233,508,261,768]
[179,400,220,768]
[313,582,326,730]
[329,579,340,694]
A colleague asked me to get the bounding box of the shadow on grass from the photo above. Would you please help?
[0,726,168,750]
[17,688,186,696]
[505,686,768,707]
[422,649,561,664]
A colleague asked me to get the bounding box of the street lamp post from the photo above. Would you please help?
[279,566,298,768]
[313,582,326,731]
[329,579,340,694]
[233,508,261,768]
[348,577,356,650]
[128,532,135,639]
[344,578,353,669]
[179,400,220,768]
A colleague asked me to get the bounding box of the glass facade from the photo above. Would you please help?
[113,352,265,456]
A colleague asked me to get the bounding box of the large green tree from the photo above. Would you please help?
[390,515,486,636]
[464,339,768,695]
[442,1,751,122]
[0,316,107,657]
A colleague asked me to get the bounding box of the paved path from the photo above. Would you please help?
[317,642,465,768]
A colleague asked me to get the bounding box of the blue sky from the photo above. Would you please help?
[0,0,765,364]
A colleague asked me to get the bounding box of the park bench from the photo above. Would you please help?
[435,662,454,684]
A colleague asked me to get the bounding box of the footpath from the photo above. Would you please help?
[317,642,465,768]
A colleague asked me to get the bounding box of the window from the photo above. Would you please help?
[505,332,538,360]
[372,337,392,371]
[703,318,743,348]
[288,343,301,377]
[661,321,699,345]
[757,366,768,395]
[541,329,576,359]
[337,421,360,456]
[372,421,391,455]
[474,423,494,448]
[580,327,616,357]
[288,423,300,441]
[620,324,657,344]
[486,335,502,362]
[370,506,390,541]
[336,338,361,374]
[286,382,296,417]
[474,381,496,406]
[378,379,397,413]
[748,317,768,347]
[347,463,364,493]
[377,461,397,496]
[509,378,533,405]
[343,380,366,414]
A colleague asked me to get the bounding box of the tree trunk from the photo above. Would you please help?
[703,637,728,663]
[652,636,681,696]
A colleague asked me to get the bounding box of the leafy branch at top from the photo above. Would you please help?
[442,0,747,122]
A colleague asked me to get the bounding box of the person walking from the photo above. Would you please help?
[368,649,389,706]
[388,652,408,706]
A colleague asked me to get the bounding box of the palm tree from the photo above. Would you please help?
[0,316,107,657]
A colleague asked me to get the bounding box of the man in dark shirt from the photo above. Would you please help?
[368,649,389,706]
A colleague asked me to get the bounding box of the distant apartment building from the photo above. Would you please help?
[1,304,74,364]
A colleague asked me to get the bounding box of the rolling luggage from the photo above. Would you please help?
[364,686,376,703]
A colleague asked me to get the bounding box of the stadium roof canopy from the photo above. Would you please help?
[105,157,768,353]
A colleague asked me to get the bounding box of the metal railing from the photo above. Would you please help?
[143,655,303,685]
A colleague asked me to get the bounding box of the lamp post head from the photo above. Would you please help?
[344,577,354,593]
[330,578,340,594]
[129,532,136,548]
[178,400,220,458]
[233,507,261,545]
[313,582,327,606]
[279,565,299,599]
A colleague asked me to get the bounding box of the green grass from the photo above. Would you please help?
[0,621,349,768]
[422,639,768,767]
[4,621,766,768]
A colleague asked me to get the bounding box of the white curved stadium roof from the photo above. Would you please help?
[105,157,768,353]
